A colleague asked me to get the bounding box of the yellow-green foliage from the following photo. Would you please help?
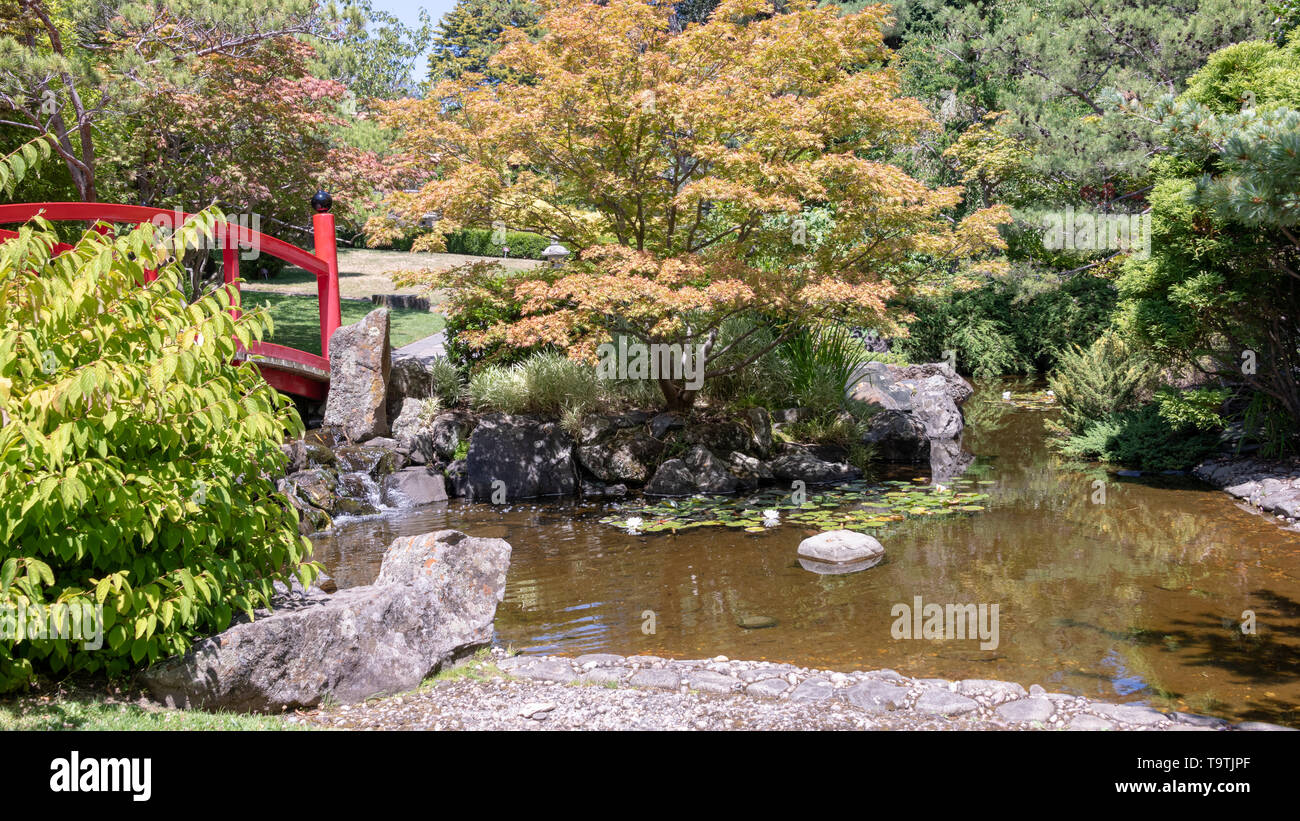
[0,208,317,690]
[1048,332,1155,436]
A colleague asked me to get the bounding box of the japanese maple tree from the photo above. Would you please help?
[377,0,1010,411]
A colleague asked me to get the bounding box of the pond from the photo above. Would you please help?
[310,382,1300,726]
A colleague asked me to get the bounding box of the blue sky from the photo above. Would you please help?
[370,0,459,81]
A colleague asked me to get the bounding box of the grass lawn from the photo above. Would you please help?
[241,291,446,356]
[243,247,540,300]
[0,695,298,731]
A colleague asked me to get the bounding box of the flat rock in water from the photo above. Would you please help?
[797,530,884,574]
[384,466,448,506]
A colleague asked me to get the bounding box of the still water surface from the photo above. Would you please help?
[312,384,1300,725]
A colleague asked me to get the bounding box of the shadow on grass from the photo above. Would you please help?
[240,292,445,356]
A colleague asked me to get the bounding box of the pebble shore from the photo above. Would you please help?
[296,648,1295,731]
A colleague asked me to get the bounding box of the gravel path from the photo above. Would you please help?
[294,648,1294,731]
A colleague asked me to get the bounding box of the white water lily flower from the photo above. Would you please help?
[762,509,780,526]
[1001,390,1011,400]
[626,517,644,531]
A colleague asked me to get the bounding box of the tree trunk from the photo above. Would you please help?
[658,378,697,414]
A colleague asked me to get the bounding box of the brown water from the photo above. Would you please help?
[311,383,1300,726]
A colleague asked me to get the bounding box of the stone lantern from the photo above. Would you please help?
[541,238,570,267]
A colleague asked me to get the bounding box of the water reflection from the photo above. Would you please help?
[310,383,1300,725]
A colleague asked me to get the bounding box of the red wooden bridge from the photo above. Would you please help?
[0,198,341,400]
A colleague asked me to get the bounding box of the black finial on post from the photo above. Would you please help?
[311,190,333,213]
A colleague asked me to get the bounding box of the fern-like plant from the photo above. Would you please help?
[1048,332,1155,436]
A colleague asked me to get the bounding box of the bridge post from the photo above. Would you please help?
[311,191,342,361]
[221,241,242,320]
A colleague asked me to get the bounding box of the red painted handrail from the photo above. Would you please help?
[0,201,341,400]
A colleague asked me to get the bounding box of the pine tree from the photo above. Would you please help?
[426,0,541,85]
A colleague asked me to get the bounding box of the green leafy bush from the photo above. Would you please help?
[897,273,1119,379]
[435,263,564,371]
[1058,404,1221,471]
[700,315,792,409]
[1048,332,1155,436]
[442,228,552,259]
[0,210,316,691]
[1113,33,1300,449]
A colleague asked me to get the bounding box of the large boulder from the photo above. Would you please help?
[728,451,773,489]
[685,445,740,494]
[465,413,577,500]
[644,458,696,496]
[384,466,449,506]
[911,375,964,439]
[848,360,972,461]
[847,361,917,410]
[929,438,974,483]
[323,308,392,442]
[142,530,512,712]
[746,407,774,457]
[390,397,436,463]
[577,428,664,484]
[863,410,930,462]
[897,362,974,404]
[386,355,434,419]
[682,420,752,455]
[430,410,475,462]
[649,412,686,439]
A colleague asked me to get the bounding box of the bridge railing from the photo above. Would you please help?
[0,197,342,399]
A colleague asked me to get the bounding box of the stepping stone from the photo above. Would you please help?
[788,678,834,703]
[745,678,790,699]
[842,680,908,712]
[957,679,1028,701]
[1236,721,1298,731]
[581,667,629,686]
[1068,714,1115,731]
[1088,702,1168,726]
[686,671,741,694]
[913,689,979,715]
[739,665,795,682]
[575,653,625,668]
[629,669,680,690]
[510,658,578,684]
[995,697,1054,723]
